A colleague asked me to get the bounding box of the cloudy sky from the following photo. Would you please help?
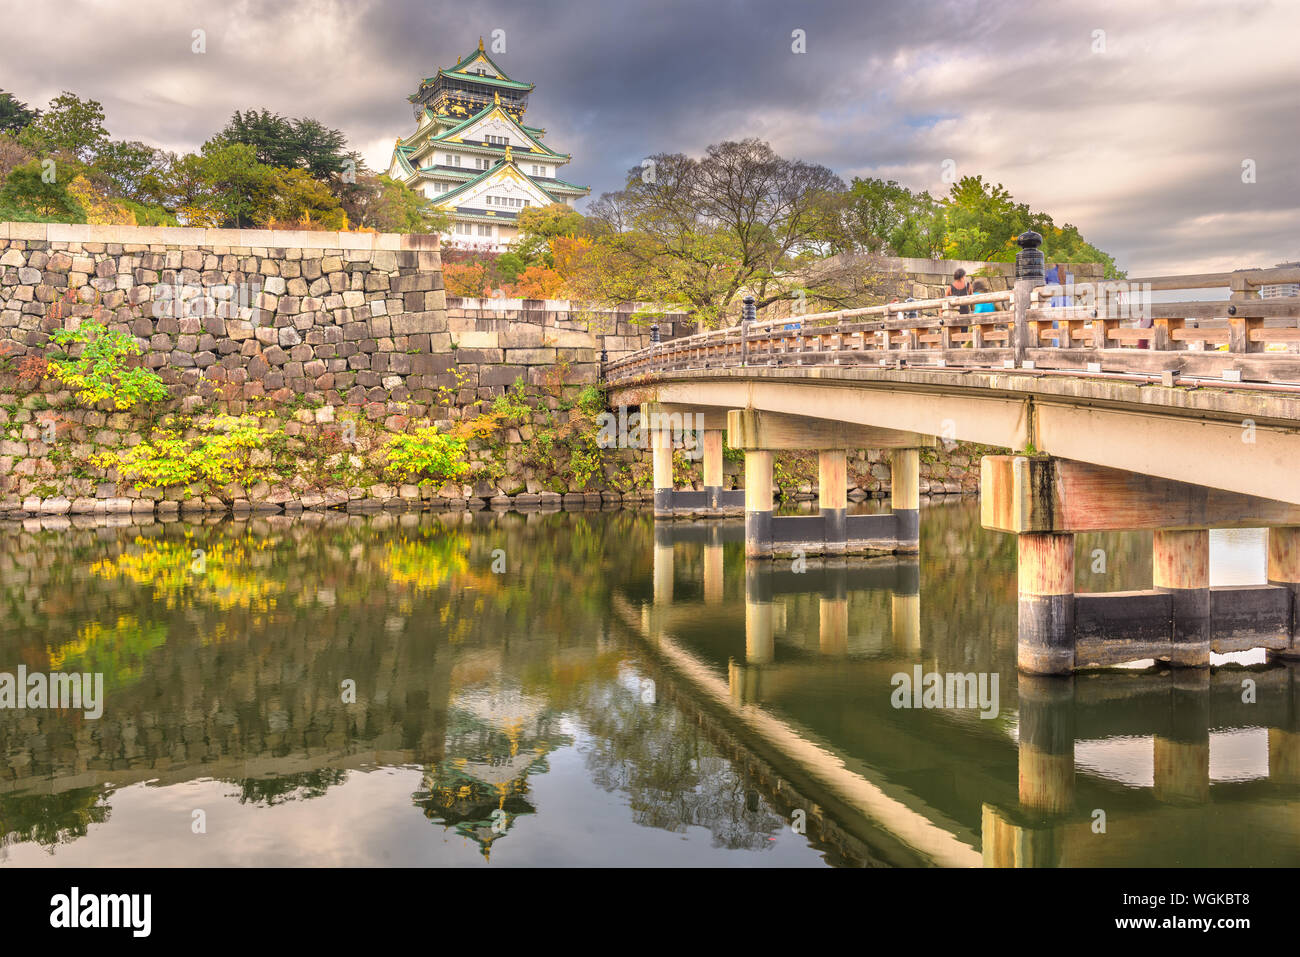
[2,0,1297,274]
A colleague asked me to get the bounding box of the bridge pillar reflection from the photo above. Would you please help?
[891,593,921,653]
[703,536,725,604]
[1153,671,1211,804]
[983,674,1074,867]
[653,526,673,605]
[744,564,775,664]
[1018,675,1076,815]
[819,566,848,656]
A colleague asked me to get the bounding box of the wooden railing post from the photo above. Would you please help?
[1228,274,1263,354]
[1013,280,1033,365]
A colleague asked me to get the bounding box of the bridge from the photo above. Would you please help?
[603,234,1300,675]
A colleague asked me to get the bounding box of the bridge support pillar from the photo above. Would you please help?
[652,426,675,518]
[889,448,920,549]
[1154,529,1211,668]
[644,404,743,518]
[819,450,847,555]
[1018,533,1076,675]
[744,450,774,558]
[703,429,724,509]
[1268,526,1300,657]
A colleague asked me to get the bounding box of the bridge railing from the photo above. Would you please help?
[604,264,1300,387]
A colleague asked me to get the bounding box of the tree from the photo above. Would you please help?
[163,143,273,227]
[513,264,565,299]
[841,177,940,256]
[583,139,861,324]
[941,175,1023,261]
[508,202,590,272]
[343,174,447,233]
[66,174,136,224]
[0,90,39,135]
[0,159,85,221]
[443,260,493,297]
[0,133,35,184]
[207,109,294,167]
[94,140,171,202]
[288,117,348,181]
[19,91,107,162]
[255,166,346,229]
[209,109,349,181]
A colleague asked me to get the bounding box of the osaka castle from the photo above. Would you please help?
[387,38,590,252]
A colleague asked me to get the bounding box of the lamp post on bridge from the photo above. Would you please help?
[1013,230,1046,366]
[741,295,755,366]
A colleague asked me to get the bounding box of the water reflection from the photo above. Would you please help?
[0,502,1295,867]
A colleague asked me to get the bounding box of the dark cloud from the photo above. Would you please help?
[1,0,1296,272]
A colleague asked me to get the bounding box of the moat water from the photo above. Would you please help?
[0,502,1294,866]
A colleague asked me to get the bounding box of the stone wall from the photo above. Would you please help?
[0,222,691,416]
[0,222,982,517]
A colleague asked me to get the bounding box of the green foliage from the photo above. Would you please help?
[0,90,39,136]
[175,142,272,228]
[344,174,447,233]
[842,174,1123,278]
[510,203,590,270]
[17,91,107,162]
[0,159,85,221]
[489,379,534,422]
[47,320,168,410]
[93,415,269,490]
[118,197,179,226]
[384,427,471,484]
[208,109,349,181]
[93,139,171,203]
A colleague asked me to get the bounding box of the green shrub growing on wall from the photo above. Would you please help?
[384,427,470,484]
[47,320,168,410]
[93,415,269,490]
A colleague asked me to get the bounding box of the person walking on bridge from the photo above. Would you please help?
[947,268,974,343]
